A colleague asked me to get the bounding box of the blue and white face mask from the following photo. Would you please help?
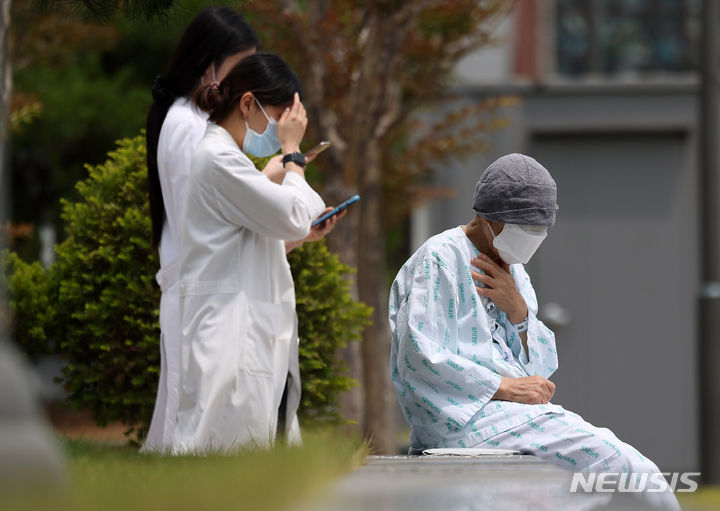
[242,99,280,157]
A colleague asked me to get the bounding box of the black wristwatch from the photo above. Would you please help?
[282,152,306,168]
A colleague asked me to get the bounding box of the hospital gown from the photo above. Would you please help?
[389,226,680,510]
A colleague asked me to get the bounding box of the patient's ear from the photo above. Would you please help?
[486,220,504,237]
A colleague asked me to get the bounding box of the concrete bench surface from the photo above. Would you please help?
[294,455,670,511]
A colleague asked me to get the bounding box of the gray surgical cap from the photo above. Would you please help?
[472,153,558,226]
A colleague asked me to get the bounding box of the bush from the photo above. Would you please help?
[51,134,160,436]
[0,250,56,360]
[5,132,370,437]
[288,242,369,425]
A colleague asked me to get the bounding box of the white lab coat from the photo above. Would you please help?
[144,97,207,452]
[171,123,325,453]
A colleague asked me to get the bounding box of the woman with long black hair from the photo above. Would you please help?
[143,6,259,452]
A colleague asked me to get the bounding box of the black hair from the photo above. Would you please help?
[194,53,302,124]
[146,6,258,249]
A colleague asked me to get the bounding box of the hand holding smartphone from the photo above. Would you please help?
[312,195,360,226]
[305,141,331,162]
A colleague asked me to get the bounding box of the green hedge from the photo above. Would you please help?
[2,133,370,438]
[0,251,55,359]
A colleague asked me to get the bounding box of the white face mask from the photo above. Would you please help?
[242,99,281,157]
[487,222,547,264]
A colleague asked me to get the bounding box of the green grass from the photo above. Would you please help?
[677,485,720,510]
[7,430,366,511]
[8,432,718,511]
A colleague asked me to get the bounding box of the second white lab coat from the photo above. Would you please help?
[144,97,207,452]
[171,123,325,453]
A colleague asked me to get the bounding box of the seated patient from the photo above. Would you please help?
[389,154,679,510]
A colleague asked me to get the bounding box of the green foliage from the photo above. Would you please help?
[28,0,177,22]
[8,0,228,255]
[0,250,56,360]
[288,242,371,425]
[11,54,152,237]
[51,134,159,435]
[4,133,368,435]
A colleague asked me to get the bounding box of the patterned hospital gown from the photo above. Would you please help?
[388,226,565,451]
[388,226,681,510]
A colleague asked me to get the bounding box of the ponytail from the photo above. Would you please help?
[146,6,258,249]
[193,53,301,125]
[193,81,231,119]
[146,76,176,250]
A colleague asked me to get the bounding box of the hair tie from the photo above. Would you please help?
[210,81,221,94]
[151,75,175,104]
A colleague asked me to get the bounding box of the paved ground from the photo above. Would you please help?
[296,455,668,511]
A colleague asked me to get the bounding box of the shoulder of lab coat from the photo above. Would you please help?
[203,130,326,241]
[157,98,207,259]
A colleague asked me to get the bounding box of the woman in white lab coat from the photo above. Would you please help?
[171,53,327,453]
[143,7,259,452]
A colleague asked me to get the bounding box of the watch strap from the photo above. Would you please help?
[282,152,306,168]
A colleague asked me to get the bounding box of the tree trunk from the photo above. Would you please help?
[357,140,395,454]
[0,0,10,337]
[324,180,365,432]
[0,0,10,210]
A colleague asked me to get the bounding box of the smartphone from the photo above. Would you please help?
[312,195,360,226]
[306,141,331,160]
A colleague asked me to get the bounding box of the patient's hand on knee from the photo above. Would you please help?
[493,376,556,404]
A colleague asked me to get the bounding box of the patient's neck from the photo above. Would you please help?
[462,217,502,265]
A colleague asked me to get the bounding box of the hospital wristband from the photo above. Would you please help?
[511,316,528,333]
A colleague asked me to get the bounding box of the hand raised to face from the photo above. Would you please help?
[277,92,307,156]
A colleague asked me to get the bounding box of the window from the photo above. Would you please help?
[556,0,701,76]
